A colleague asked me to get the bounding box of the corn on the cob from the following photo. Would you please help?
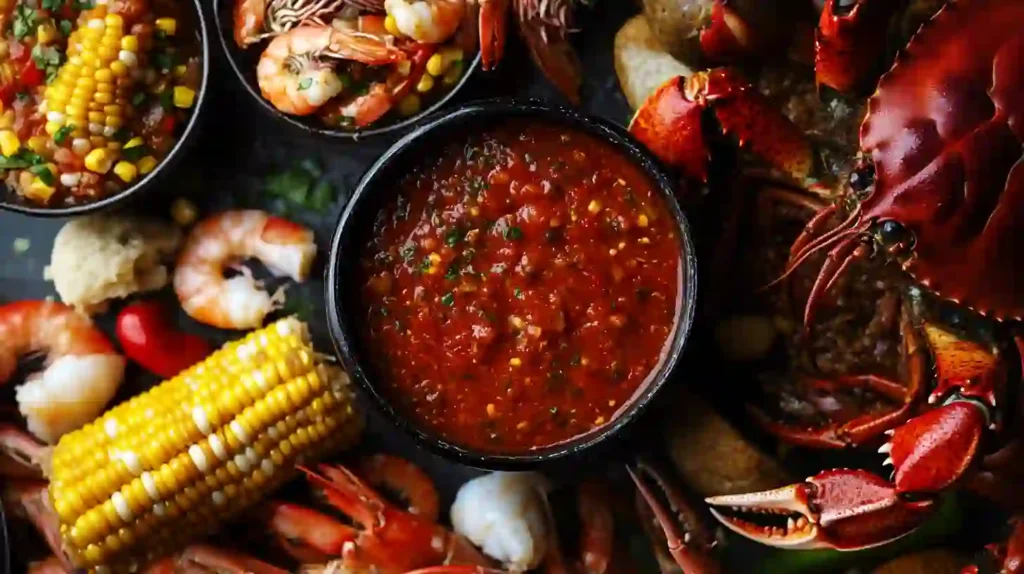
[41,10,140,161]
[48,317,363,573]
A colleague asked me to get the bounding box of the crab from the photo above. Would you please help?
[624,0,1024,558]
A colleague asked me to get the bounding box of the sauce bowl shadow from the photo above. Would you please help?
[325,98,698,470]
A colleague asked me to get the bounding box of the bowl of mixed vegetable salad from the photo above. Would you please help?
[0,0,208,215]
[213,0,480,140]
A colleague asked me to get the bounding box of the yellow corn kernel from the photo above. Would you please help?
[104,13,123,28]
[384,14,400,36]
[110,60,128,77]
[94,68,114,83]
[27,178,57,202]
[155,18,177,36]
[397,94,421,117]
[105,116,123,129]
[637,214,649,227]
[120,35,138,52]
[442,60,463,86]
[83,148,114,174]
[173,86,196,109]
[112,161,137,183]
[137,156,158,175]
[587,200,601,214]
[416,73,434,94]
[509,357,522,367]
[37,22,58,45]
[47,318,363,571]
[0,111,14,130]
[95,92,114,104]
[174,65,187,78]
[123,137,143,149]
[27,136,48,154]
[0,130,21,156]
[426,53,445,77]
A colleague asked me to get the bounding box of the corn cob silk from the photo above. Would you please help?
[48,317,363,572]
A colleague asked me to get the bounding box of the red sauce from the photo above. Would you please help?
[360,120,682,453]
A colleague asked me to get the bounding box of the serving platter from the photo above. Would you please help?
[0,0,1017,572]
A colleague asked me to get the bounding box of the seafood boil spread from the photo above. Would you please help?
[0,0,1022,573]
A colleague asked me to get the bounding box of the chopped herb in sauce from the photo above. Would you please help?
[440,292,455,307]
[503,226,523,241]
[444,227,464,247]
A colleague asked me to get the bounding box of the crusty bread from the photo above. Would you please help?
[49,215,182,314]
[614,15,695,112]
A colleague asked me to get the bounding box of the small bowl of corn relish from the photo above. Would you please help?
[0,0,208,216]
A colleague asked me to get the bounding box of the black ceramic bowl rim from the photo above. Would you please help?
[326,98,699,470]
[212,0,482,141]
[0,0,211,217]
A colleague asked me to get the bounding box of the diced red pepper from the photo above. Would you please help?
[160,114,176,133]
[20,61,45,88]
[115,300,212,378]
[0,84,15,107]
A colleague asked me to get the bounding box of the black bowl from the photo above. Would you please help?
[326,99,698,470]
[212,0,481,141]
[0,0,210,217]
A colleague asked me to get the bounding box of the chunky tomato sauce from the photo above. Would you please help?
[360,120,681,452]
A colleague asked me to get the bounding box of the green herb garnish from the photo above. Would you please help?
[440,292,455,307]
[53,124,75,145]
[131,92,147,107]
[31,44,63,84]
[264,159,333,212]
[28,164,55,186]
[153,51,175,72]
[444,227,464,247]
[444,261,461,280]
[121,145,149,162]
[417,256,432,274]
[297,77,312,91]
[41,0,62,11]
[0,150,45,169]
[58,19,73,35]
[503,226,523,241]
[514,287,523,299]
[13,6,38,41]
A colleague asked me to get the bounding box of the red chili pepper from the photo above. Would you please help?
[116,301,212,378]
[20,60,45,88]
[160,114,176,133]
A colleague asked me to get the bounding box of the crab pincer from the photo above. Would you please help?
[628,69,813,185]
[814,0,901,93]
[627,458,721,573]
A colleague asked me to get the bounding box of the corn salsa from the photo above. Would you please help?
[0,0,200,206]
[360,120,683,453]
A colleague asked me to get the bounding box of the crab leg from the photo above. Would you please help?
[627,459,720,574]
[478,0,509,71]
[748,302,928,449]
[815,0,901,93]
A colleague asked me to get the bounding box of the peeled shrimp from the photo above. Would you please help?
[384,0,467,43]
[173,210,317,330]
[0,300,125,444]
[257,25,408,115]
[450,471,551,572]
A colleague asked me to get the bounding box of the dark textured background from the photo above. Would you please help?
[0,1,1000,571]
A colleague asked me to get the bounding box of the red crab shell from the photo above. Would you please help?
[857,0,1024,321]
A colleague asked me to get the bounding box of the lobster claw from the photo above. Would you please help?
[884,400,988,495]
[628,70,813,184]
[705,469,934,550]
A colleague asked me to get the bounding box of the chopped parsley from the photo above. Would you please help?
[53,124,75,145]
[153,51,176,72]
[417,256,432,274]
[13,6,38,41]
[28,164,55,186]
[264,159,335,212]
[440,292,455,307]
[41,0,62,10]
[121,144,149,162]
[131,92,147,107]
[444,261,461,280]
[71,0,94,9]
[503,226,523,241]
[58,19,73,36]
[514,287,524,299]
[31,44,63,83]
[0,150,45,169]
[444,227,464,247]
[297,77,313,91]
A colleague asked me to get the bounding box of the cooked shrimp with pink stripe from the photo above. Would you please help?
[173,209,317,330]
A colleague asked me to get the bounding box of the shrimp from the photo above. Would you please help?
[233,0,348,47]
[257,25,408,115]
[332,44,434,127]
[384,0,467,43]
[173,210,317,330]
[0,300,125,444]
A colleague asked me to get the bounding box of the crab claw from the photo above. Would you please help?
[628,69,813,184]
[706,469,934,551]
[478,0,509,71]
[815,0,900,93]
[627,459,720,573]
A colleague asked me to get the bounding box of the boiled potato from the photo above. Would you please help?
[614,15,694,112]
[640,0,713,64]
[665,388,792,497]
